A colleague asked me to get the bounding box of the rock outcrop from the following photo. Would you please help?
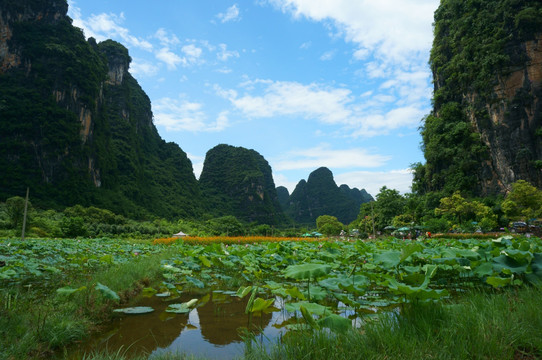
[0,0,201,219]
[417,1,542,196]
[284,167,372,225]
[199,144,287,225]
[467,35,542,193]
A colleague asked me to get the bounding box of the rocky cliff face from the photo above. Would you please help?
[0,0,201,218]
[0,0,67,71]
[199,145,287,225]
[467,35,542,193]
[284,167,372,225]
[418,1,542,197]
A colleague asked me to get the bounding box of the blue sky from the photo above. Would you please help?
[68,0,440,197]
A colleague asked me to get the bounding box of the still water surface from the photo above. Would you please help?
[69,291,291,359]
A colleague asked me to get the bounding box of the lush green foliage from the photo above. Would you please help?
[502,180,542,221]
[2,234,542,358]
[354,181,542,234]
[245,287,542,360]
[285,167,371,225]
[316,215,345,236]
[414,0,542,197]
[0,3,202,220]
[199,144,287,225]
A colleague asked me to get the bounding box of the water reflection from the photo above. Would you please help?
[69,291,282,359]
[198,291,273,345]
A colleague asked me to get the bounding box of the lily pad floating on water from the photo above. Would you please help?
[166,298,198,314]
[113,306,154,314]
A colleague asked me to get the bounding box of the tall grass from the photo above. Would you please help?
[0,246,180,359]
[244,287,542,360]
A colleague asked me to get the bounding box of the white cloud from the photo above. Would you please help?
[216,67,233,74]
[335,169,413,196]
[219,80,353,125]
[155,28,180,47]
[186,152,205,179]
[273,173,299,194]
[68,4,153,51]
[263,0,437,136]
[129,59,159,77]
[156,47,183,70]
[216,79,428,137]
[272,144,391,171]
[267,0,437,66]
[182,44,203,59]
[217,44,240,61]
[153,97,229,132]
[320,50,336,61]
[217,4,242,23]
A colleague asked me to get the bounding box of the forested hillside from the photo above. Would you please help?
[0,0,202,219]
[284,167,373,225]
[0,0,373,227]
[414,0,542,197]
[199,145,288,225]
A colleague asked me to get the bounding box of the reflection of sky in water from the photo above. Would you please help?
[151,299,288,360]
[71,293,366,359]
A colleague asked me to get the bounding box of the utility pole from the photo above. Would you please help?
[21,187,29,241]
[370,201,376,239]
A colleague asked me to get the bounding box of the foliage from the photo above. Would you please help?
[356,186,406,230]
[0,4,203,221]
[435,191,497,231]
[5,196,31,230]
[2,234,542,358]
[501,180,542,221]
[285,167,370,226]
[206,215,245,236]
[245,287,542,360]
[316,215,344,236]
[199,144,287,225]
[415,0,542,197]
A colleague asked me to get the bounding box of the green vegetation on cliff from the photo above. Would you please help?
[285,167,372,225]
[0,0,201,219]
[199,144,287,225]
[414,0,542,197]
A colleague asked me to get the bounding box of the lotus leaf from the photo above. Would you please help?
[283,263,331,280]
[300,305,320,330]
[285,286,306,300]
[235,285,252,298]
[95,283,120,301]
[374,251,401,269]
[302,285,327,301]
[493,255,528,274]
[247,297,275,314]
[114,306,154,314]
[317,313,351,333]
[285,301,330,316]
[486,276,512,288]
[473,262,494,277]
[400,243,423,262]
[166,299,198,313]
[56,286,86,297]
[185,276,205,288]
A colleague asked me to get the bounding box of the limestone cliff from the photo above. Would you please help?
[284,167,372,225]
[0,0,202,218]
[416,0,542,197]
[199,144,287,225]
[468,35,542,193]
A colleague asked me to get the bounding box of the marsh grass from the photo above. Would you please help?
[80,348,209,360]
[0,246,180,359]
[244,287,542,360]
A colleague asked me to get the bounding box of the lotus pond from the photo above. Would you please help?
[1,235,542,359]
